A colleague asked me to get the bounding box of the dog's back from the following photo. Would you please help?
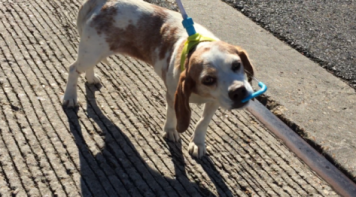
[77,0,107,36]
[77,0,187,65]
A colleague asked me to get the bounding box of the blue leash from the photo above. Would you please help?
[175,0,267,103]
[176,0,196,36]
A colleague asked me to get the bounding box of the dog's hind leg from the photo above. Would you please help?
[62,42,105,107]
[85,57,111,84]
[85,67,101,85]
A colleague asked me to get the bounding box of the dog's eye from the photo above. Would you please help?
[202,76,216,86]
[232,62,241,72]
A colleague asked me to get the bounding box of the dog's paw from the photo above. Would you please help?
[163,128,180,142]
[188,141,206,158]
[86,74,100,85]
[62,96,78,108]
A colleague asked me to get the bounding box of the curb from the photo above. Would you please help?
[248,100,356,197]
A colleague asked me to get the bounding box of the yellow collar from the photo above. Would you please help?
[180,33,216,71]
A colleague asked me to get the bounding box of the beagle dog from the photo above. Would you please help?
[63,0,255,158]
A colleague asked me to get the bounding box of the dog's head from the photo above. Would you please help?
[174,41,255,132]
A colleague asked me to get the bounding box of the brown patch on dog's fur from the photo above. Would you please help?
[160,24,178,60]
[175,42,214,94]
[91,3,179,65]
[216,41,255,82]
[174,71,195,133]
[216,41,238,54]
[174,44,214,133]
[160,24,179,87]
[100,3,109,11]
[235,46,255,82]
[188,47,217,98]
[187,50,205,86]
[93,4,116,35]
[174,40,187,70]
[187,44,212,80]
[175,41,213,71]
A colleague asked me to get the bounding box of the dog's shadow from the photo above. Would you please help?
[63,84,232,196]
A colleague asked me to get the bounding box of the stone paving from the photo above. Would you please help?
[0,0,339,196]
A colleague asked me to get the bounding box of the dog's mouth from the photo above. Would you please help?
[219,94,251,110]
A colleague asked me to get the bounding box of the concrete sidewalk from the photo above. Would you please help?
[183,0,356,180]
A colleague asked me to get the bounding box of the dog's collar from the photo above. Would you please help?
[180,33,216,71]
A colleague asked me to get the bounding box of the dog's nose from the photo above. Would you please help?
[229,85,247,102]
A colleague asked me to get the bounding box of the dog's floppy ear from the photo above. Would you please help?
[174,71,195,133]
[236,47,255,83]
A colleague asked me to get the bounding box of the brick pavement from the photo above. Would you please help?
[0,0,338,196]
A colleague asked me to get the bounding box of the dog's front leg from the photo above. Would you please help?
[163,92,181,142]
[189,102,219,158]
[63,63,81,107]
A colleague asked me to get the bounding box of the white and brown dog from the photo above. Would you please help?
[63,0,255,158]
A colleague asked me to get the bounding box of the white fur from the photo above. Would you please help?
[63,0,252,158]
[200,45,254,109]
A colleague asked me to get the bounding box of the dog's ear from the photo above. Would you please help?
[236,46,255,83]
[174,71,195,133]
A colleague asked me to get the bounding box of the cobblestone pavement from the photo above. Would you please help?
[0,0,339,196]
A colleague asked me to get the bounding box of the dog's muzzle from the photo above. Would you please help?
[228,85,250,109]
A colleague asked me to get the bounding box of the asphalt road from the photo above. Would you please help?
[223,0,356,89]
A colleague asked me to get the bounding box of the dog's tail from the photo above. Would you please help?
[77,0,107,36]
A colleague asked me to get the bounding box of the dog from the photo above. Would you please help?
[63,0,255,158]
